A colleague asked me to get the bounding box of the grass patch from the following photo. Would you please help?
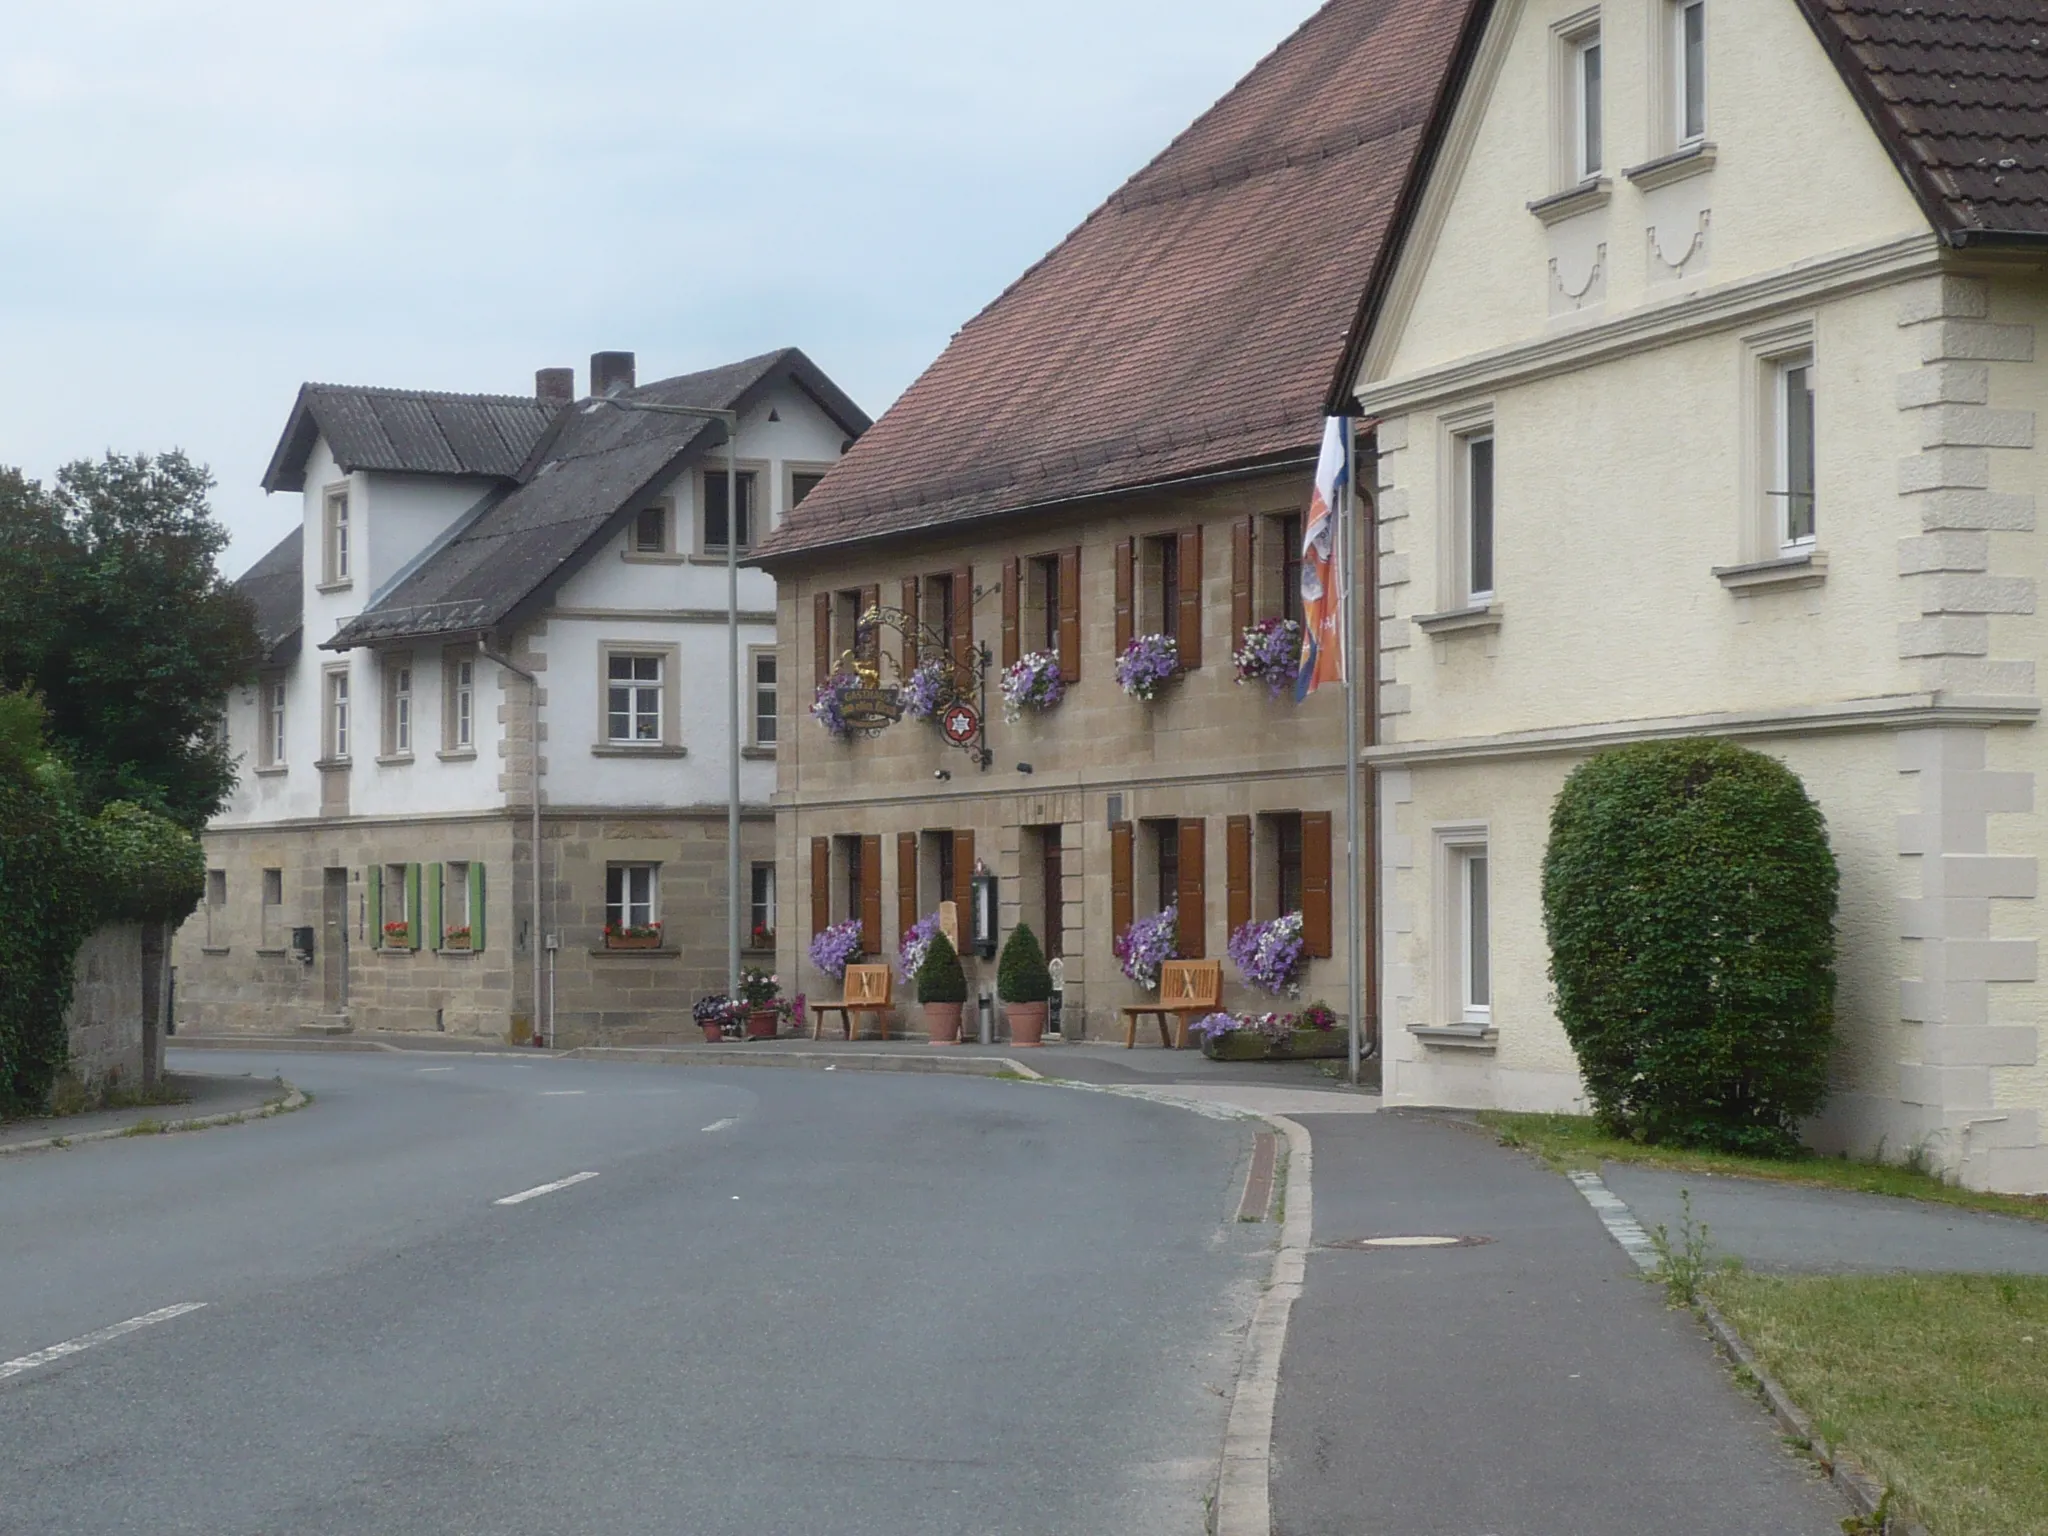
[1711,1271,2048,1536]
[119,1117,168,1136]
[40,1074,192,1119]
[1479,1110,2048,1224]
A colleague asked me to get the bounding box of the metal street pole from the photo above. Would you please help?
[1342,420,1363,1089]
[586,395,744,999]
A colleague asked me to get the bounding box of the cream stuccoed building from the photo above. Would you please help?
[174,349,868,1044]
[1345,1,2048,1191]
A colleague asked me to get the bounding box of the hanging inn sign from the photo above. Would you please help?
[827,605,993,768]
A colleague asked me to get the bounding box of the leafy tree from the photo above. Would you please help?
[0,452,260,828]
[1541,738,1838,1156]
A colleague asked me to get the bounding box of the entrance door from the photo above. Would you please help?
[322,867,349,1019]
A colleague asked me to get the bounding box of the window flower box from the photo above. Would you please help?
[604,921,664,950]
[1190,1002,1344,1060]
[900,659,951,722]
[811,671,863,737]
[441,926,472,951]
[1228,912,1307,996]
[809,918,864,980]
[1114,907,1180,991]
[1115,633,1180,702]
[1000,650,1065,722]
[381,921,412,946]
[1233,618,1302,698]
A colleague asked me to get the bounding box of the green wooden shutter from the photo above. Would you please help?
[367,867,382,949]
[469,862,487,952]
[426,863,443,952]
[405,864,422,950]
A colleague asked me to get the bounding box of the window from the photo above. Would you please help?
[381,863,412,943]
[260,867,283,948]
[632,504,669,554]
[1459,848,1491,1022]
[606,863,658,931]
[325,668,351,761]
[930,830,956,914]
[791,470,826,507]
[1145,817,1181,914]
[1144,534,1181,635]
[322,486,351,586]
[384,657,413,758]
[1456,429,1495,605]
[205,869,227,947]
[1277,513,1304,626]
[1773,355,1816,550]
[844,836,864,925]
[1035,825,1064,961]
[703,469,758,552]
[920,575,954,657]
[1274,812,1304,919]
[1672,0,1705,145]
[1573,29,1602,180]
[750,862,776,946]
[444,650,476,753]
[261,676,287,767]
[1030,554,1062,654]
[444,860,470,935]
[752,649,777,746]
[606,653,663,742]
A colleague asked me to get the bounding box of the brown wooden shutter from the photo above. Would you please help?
[951,828,974,918]
[1110,821,1134,938]
[813,591,832,687]
[858,584,880,665]
[900,577,920,673]
[1231,517,1255,642]
[1176,526,1203,669]
[860,834,882,954]
[1176,818,1206,957]
[1113,537,1134,656]
[952,566,974,673]
[1226,815,1252,937]
[1058,546,1081,682]
[897,831,918,944]
[1001,556,1021,667]
[1301,810,1333,959]
[810,837,830,938]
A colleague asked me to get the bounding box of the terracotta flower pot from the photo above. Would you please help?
[923,1001,964,1044]
[1004,1001,1047,1047]
[745,1009,779,1040]
[700,1022,724,1043]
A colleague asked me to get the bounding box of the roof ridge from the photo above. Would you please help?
[301,382,548,405]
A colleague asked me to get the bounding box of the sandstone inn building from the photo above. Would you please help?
[761,0,2048,1196]
[172,349,868,1043]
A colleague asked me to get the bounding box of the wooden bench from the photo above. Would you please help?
[1121,959,1223,1049]
[811,963,894,1040]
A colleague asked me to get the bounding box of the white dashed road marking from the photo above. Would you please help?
[701,1118,737,1133]
[417,1067,453,1074]
[0,1303,208,1383]
[494,1172,599,1206]
[540,1090,585,1097]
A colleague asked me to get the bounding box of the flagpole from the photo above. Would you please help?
[1343,420,1363,1089]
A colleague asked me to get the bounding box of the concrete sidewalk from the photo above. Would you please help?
[1270,1112,1848,1536]
[0,1071,291,1152]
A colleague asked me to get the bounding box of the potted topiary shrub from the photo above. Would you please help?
[916,929,969,1044]
[997,922,1053,1047]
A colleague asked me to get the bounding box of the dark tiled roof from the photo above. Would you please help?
[1798,0,2048,243]
[330,349,868,647]
[262,385,562,493]
[235,525,303,665]
[751,0,1477,564]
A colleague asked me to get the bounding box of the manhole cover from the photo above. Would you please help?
[1319,1234,1493,1250]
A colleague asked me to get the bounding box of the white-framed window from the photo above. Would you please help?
[444,650,476,752]
[750,862,776,946]
[323,486,351,586]
[385,657,413,758]
[325,668,351,761]
[606,863,659,931]
[607,653,663,742]
[1772,354,1816,551]
[1455,427,1495,606]
[1671,0,1705,147]
[702,469,758,553]
[261,675,288,766]
[1572,29,1602,181]
[632,503,670,555]
[444,859,470,933]
[1433,825,1493,1030]
[752,648,777,746]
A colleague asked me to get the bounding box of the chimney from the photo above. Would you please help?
[590,351,635,397]
[535,367,574,405]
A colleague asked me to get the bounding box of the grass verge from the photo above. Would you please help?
[1479,1110,2048,1224]
[1710,1271,2048,1536]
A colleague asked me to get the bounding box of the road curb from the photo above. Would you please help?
[0,1082,307,1157]
[562,1045,1042,1079]
[1570,1169,1927,1536]
[171,1034,407,1054]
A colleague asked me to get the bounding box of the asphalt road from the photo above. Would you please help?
[1,1050,1270,1535]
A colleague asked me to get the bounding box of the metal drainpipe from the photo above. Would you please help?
[480,637,545,1047]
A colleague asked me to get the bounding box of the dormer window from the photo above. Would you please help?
[322,486,351,587]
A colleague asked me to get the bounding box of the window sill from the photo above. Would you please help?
[253,764,289,777]
[1526,178,1611,226]
[315,579,354,594]
[1623,141,1716,192]
[436,748,478,762]
[255,946,288,957]
[314,757,352,771]
[375,753,414,767]
[591,744,687,759]
[620,550,689,565]
[1713,550,1827,596]
[1409,1024,1498,1050]
[588,945,682,958]
[690,551,754,566]
[435,947,480,958]
[374,947,418,958]
[741,745,777,760]
[1414,604,1503,636]
[200,945,231,956]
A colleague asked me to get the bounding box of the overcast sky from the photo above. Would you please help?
[0,0,1312,574]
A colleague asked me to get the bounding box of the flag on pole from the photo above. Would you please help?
[1295,416,1349,700]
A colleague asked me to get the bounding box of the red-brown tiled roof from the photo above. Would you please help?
[754,0,1478,563]
[1798,0,2048,244]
